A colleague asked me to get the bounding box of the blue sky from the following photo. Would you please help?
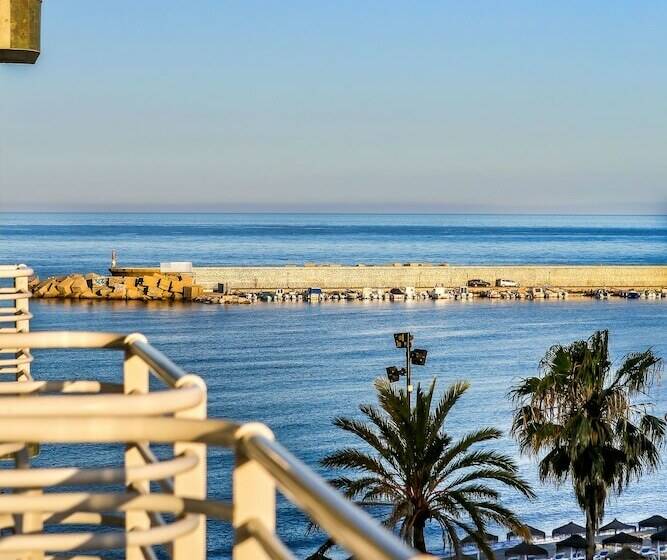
[1,1,666,213]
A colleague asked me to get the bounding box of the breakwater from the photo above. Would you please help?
[113,264,667,291]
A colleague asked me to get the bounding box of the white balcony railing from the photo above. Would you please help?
[0,265,431,560]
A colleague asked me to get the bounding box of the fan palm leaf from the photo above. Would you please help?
[321,377,533,555]
[511,330,664,560]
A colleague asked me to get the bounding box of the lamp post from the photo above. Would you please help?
[386,332,427,410]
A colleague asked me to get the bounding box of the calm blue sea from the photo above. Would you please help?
[2,213,667,558]
[1,213,666,276]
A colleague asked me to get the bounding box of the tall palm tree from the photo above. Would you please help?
[511,330,665,560]
[321,377,534,556]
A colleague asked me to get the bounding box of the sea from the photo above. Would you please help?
[1,213,666,558]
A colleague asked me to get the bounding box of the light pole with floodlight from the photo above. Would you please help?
[386,332,428,409]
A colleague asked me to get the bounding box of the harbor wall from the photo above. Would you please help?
[177,265,667,291]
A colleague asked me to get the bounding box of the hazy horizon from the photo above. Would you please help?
[1,2,666,213]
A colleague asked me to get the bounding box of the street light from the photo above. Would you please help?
[386,332,428,408]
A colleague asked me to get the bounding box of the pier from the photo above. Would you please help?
[112,264,667,292]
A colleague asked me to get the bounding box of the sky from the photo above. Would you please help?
[1,1,666,213]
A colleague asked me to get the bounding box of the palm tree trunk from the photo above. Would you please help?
[585,506,596,560]
[413,516,427,553]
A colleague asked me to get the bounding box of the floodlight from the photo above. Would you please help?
[410,349,428,366]
[393,332,413,348]
[386,366,400,382]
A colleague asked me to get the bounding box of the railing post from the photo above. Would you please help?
[123,334,150,560]
[173,374,207,560]
[14,267,30,381]
[9,266,42,560]
[233,423,276,560]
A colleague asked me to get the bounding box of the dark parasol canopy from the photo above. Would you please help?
[552,522,586,537]
[507,526,546,541]
[505,542,549,558]
[599,519,636,534]
[650,528,667,543]
[556,535,588,551]
[462,532,499,545]
[602,532,642,546]
[610,548,643,560]
[638,515,667,530]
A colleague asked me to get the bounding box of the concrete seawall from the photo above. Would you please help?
[163,264,667,291]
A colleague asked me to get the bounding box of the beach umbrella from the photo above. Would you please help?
[639,516,667,530]
[505,542,549,559]
[553,522,586,537]
[599,519,636,535]
[602,532,642,547]
[651,529,667,560]
[556,535,588,552]
[507,526,546,541]
[651,529,667,543]
[462,532,499,545]
[610,548,643,560]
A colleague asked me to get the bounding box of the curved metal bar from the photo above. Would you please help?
[0,442,27,456]
[0,380,123,395]
[0,452,199,488]
[0,492,192,515]
[241,433,425,560]
[0,312,33,323]
[0,385,203,417]
[0,332,127,349]
[0,351,33,366]
[241,518,295,560]
[126,338,188,387]
[0,291,31,300]
[0,514,198,552]
[134,443,174,494]
[0,265,34,278]
[0,417,240,447]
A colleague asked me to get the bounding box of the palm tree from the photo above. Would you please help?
[321,377,534,556]
[511,330,665,560]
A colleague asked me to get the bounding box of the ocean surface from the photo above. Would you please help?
[1,213,666,276]
[2,213,667,558]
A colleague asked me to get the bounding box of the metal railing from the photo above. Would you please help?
[0,265,431,560]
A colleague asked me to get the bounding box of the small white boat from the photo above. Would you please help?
[530,287,545,299]
[455,286,473,301]
[430,286,447,299]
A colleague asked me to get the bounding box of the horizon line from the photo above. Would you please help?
[1,211,666,217]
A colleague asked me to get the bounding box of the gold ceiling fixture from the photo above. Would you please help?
[0,0,42,64]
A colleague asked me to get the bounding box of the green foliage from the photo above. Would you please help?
[511,330,665,560]
[322,377,533,556]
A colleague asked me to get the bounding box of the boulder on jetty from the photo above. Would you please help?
[31,273,203,303]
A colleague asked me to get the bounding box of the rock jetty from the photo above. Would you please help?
[30,273,205,302]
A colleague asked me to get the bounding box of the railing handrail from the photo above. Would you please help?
[243,432,424,560]
[0,264,33,278]
[0,327,430,559]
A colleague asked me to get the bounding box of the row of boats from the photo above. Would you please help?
[594,289,665,300]
[237,286,666,304]
[243,286,566,303]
